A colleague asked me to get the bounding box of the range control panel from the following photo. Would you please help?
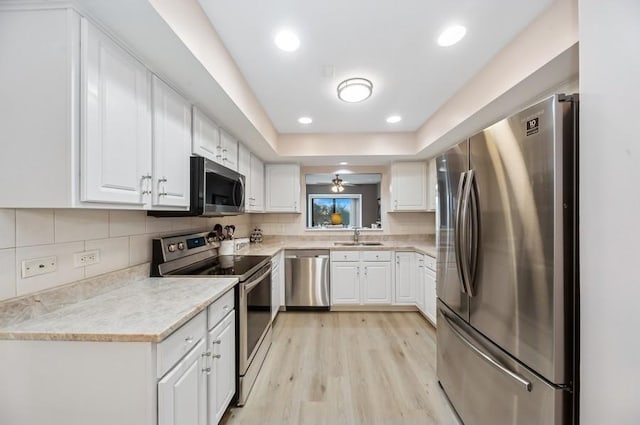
[156,231,219,263]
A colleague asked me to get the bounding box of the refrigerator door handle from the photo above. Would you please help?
[466,170,480,296]
[459,170,475,295]
[454,171,468,294]
[443,314,532,392]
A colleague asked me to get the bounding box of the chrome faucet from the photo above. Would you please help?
[353,227,360,243]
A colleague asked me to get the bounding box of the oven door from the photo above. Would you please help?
[239,263,272,373]
[203,159,245,216]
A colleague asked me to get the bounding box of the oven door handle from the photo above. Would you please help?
[243,267,271,292]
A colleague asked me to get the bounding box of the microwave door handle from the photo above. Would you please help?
[232,177,244,208]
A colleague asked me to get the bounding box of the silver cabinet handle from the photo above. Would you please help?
[158,177,168,197]
[443,314,532,391]
[356,266,360,276]
[184,336,193,344]
[141,174,152,195]
[364,266,368,276]
[212,339,221,345]
[202,367,212,374]
[212,354,221,359]
[202,351,211,357]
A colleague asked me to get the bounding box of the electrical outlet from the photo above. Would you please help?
[73,250,100,268]
[21,256,57,278]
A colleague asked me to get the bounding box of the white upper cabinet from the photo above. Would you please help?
[192,108,239,172]
[390,162,428,211]
[81,18,152,206]
[265,164,300,212]
[239,143,265,213]
[219,129,238,171]
[0,8,193,211]
[152,76,191,208]
[248,153,265,212]
[426,158,437,212]
[192,107,221,162]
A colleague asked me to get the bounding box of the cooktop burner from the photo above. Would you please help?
[167,255,271,279]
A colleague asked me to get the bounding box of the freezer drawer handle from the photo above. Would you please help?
[443,315,532,392]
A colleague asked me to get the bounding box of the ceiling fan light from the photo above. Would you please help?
[337,78,373,103]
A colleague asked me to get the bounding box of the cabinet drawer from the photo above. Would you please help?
[424,255,436,271]
[157,310,206,378]
[331,251,360,262]
[361,251,392,262]
[207,289,235,330]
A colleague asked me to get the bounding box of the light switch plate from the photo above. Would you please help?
[21,256,57,278]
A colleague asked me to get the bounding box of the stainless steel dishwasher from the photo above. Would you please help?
[284,250,330,310]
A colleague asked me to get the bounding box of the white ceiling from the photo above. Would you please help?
[198,0,553,134]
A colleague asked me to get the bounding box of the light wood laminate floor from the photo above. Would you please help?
[222,312,460,425]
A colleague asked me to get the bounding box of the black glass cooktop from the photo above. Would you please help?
[167,255,270,279]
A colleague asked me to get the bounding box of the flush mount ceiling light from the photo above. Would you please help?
[386,115,402,124]
[331,174,345,193]
[337,78,373,103]
[274,30,300,51]
[298,116,312,124]
[437,25,467,47]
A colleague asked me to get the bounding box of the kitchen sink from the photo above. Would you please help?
[333,242,384,246]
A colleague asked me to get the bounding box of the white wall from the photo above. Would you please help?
[579,1,640,424]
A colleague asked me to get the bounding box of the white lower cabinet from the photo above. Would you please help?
[394,252,416,304]
[331,251,393,305]
[271,252,282,320]
[158,339,207,425]
[415,254,426,312]
[331,261,361,304]
[424,257,437,325]
[362,262,393,304]
[207,310,236,425]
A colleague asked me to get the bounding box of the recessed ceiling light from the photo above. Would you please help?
[337,78,373,103]
[437,25,466,47]
[274,30,300,52]
[339,162,348,165]
[298,116,312,124]
[386,115,402,124]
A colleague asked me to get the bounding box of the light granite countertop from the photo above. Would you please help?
[0,277,237,343]
[237,240,438,258]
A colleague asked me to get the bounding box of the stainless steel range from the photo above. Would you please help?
[151,231,272,406]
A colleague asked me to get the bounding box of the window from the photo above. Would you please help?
[307,194,362,228]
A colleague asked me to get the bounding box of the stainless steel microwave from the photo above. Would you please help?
[150,156,245,217]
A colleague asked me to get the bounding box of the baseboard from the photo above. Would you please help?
[330,305,418,312]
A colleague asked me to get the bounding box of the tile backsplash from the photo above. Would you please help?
[0,207,433,302]
[0,209,250,301]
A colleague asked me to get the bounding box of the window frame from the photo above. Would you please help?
[307,194,363,229]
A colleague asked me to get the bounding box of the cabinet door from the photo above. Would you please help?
[415,254,426,312]
[395,252,416,304]
[426,158,437,211]
[152,76,191,208]
[192,107,221,163]
[265,164,300,212]
[362,262,392,304]
[331,262,360,304]
[81,18,152,205]
[219,129,238,171]
[391,162,427,211]
[425,269,437,325]
[271,264,280,320]
[208,311,236,425]
[248,154,264,212]
[158,339,206,425]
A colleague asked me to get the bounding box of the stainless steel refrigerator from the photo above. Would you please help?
[436,94,578,425]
